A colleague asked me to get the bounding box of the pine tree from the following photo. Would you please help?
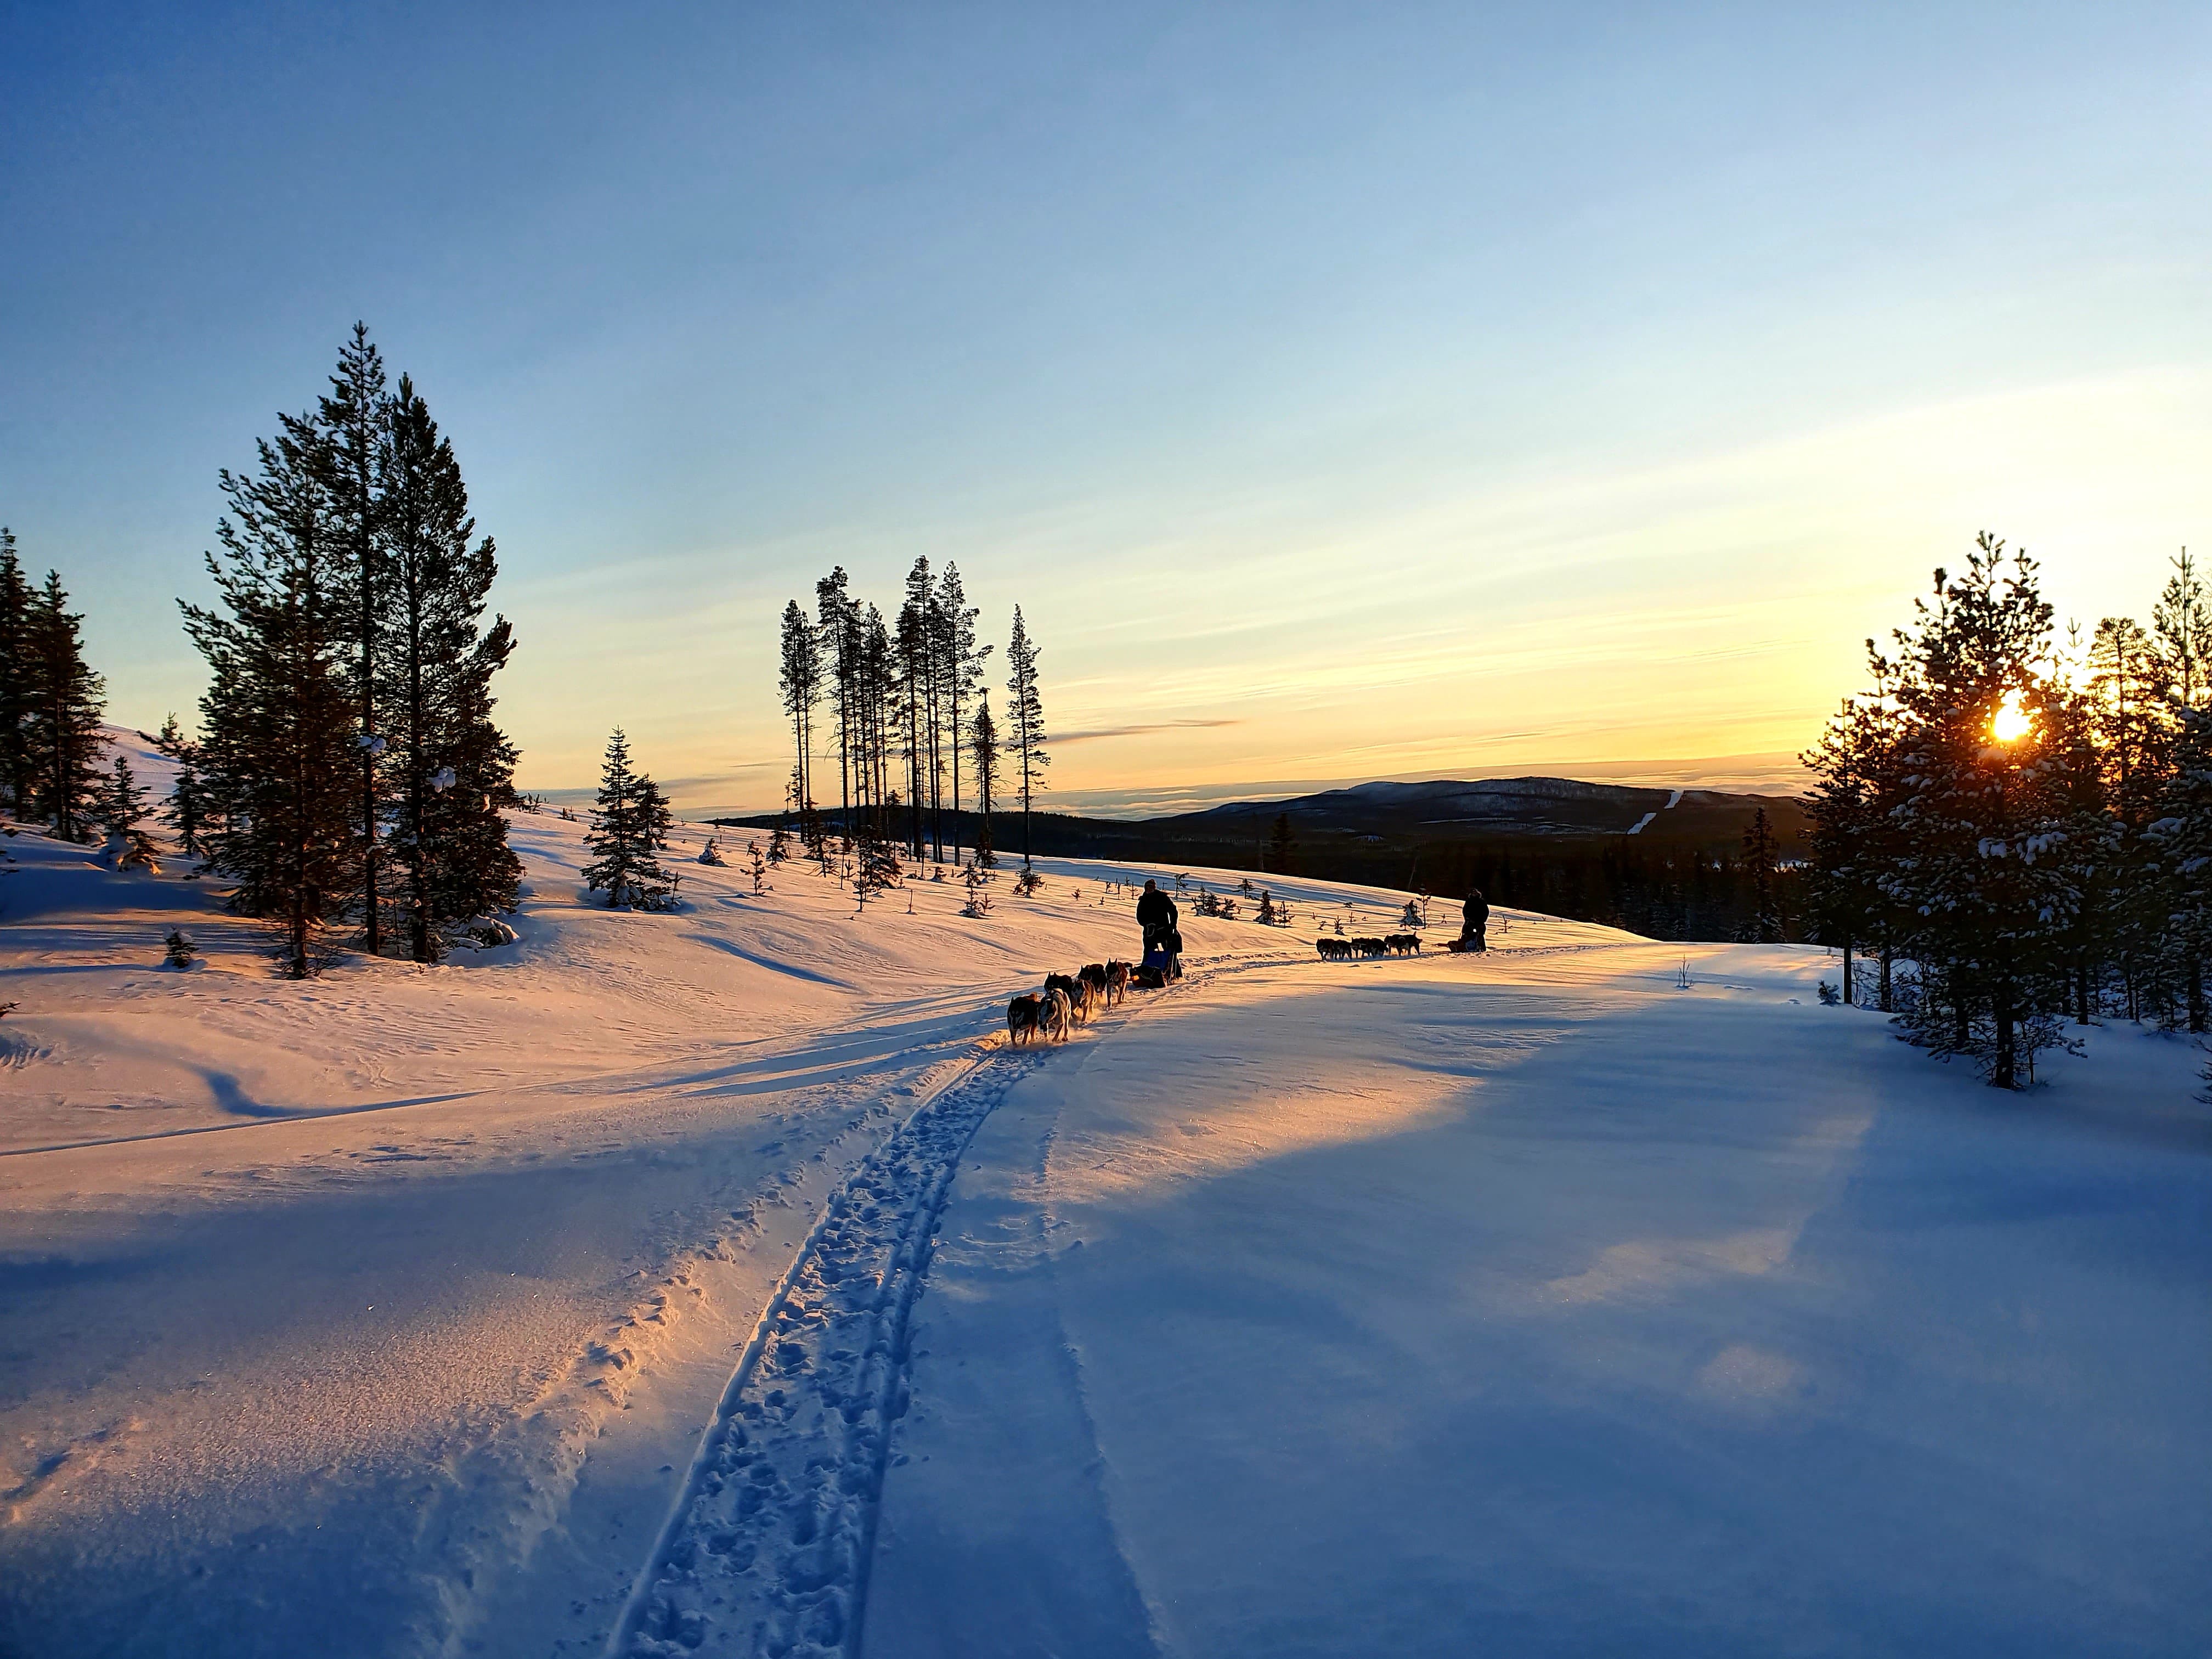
[1803,678,1908,1007]
[1003,607,1049,867]
[898,557,934,860]
[379,374,522,960]
[969,693,1000,866]
[1877,538,2080,1086]
[2153,548,2210,710]
[315,325,393,955]
[778,599,821,817]
[816,568,857,840]
[182,417,361,978]
[583,729,679,910]
[936,562,986,861]
[962,857,993,917]
[25,570,108,841]
[2154,701,2212,1053]
[102,754,160,868]
[0,530,32,815]
[1739,808,1783,943]
[154,714,212,862]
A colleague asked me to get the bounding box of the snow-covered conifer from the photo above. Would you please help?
[1875,537,2083,1086]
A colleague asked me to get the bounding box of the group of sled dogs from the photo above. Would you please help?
[1313,933,1423,960]
[1008,923,1460,1045]
[1008,960,1163,1045]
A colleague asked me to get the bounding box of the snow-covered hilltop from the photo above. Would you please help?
[2,733,2206,1656]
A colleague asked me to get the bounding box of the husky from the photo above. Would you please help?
[1007,992,1042,1046]
[1104,960,1132,1006]
[1041,985,1073,1042]
[1080,963,1110,1007]
[1066,975,1097,1024]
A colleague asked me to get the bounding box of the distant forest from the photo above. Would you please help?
[720,799,1808,946]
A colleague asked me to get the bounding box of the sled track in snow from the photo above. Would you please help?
[608,1039,1051,1658]
[603,952,1297,1658]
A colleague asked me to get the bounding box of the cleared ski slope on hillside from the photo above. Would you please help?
[2,731,2207,1656]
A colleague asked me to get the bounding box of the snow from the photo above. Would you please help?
[1,730,2207,1656]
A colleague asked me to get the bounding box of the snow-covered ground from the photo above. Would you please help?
[2,731,2207,1655]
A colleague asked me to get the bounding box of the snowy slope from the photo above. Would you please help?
[0,730,1533,1656]
[2,731,2205,1656]
[866,945,2212,1658]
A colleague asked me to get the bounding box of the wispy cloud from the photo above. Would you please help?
[1052,718,1243,746]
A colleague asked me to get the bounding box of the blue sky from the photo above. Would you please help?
[4,3,2208,812]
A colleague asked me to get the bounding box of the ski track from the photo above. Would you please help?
[606,957,1248,1659]
[608,1039,1044,1658]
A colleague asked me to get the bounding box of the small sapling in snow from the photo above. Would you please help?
[164,929,198,969]
[962,862,992,917]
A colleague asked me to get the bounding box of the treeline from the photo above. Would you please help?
[0,532,108,840]
[1807,533,2212,1088]
[173,326,521,975]
[776,562,1049,878]
[1425,822,1801,944]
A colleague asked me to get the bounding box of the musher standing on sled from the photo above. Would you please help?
[1137,878,1182,980]
[1460,887,1489,952]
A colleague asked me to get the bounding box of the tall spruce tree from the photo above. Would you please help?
[778,599,820,814]
[0,530,32,815]
[816,568,857,839]
[2153,548,2210,710]
[25,570,108,840]
[936,562,986,860]
[1002,607,1049,868]
[1877,538,2080,1087]
[183,418,360,978]
[969,693,1000,867]
[380,375,522,959]
[316,326,393,954]
[2086,617,2171,1017]
[2151,701,2212,1040]
[584,729,679,910]
[154,713,211,862]
[897,557,933,860]
[1739,807,1783,943]
[102,753,160,867]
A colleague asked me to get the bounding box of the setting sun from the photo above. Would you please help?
[1993,690,2034,742]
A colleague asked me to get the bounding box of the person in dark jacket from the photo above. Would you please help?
[1460,887,1489,952]
[1137,878,1182,979]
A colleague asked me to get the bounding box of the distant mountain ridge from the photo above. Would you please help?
[1156,775,1803,843]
